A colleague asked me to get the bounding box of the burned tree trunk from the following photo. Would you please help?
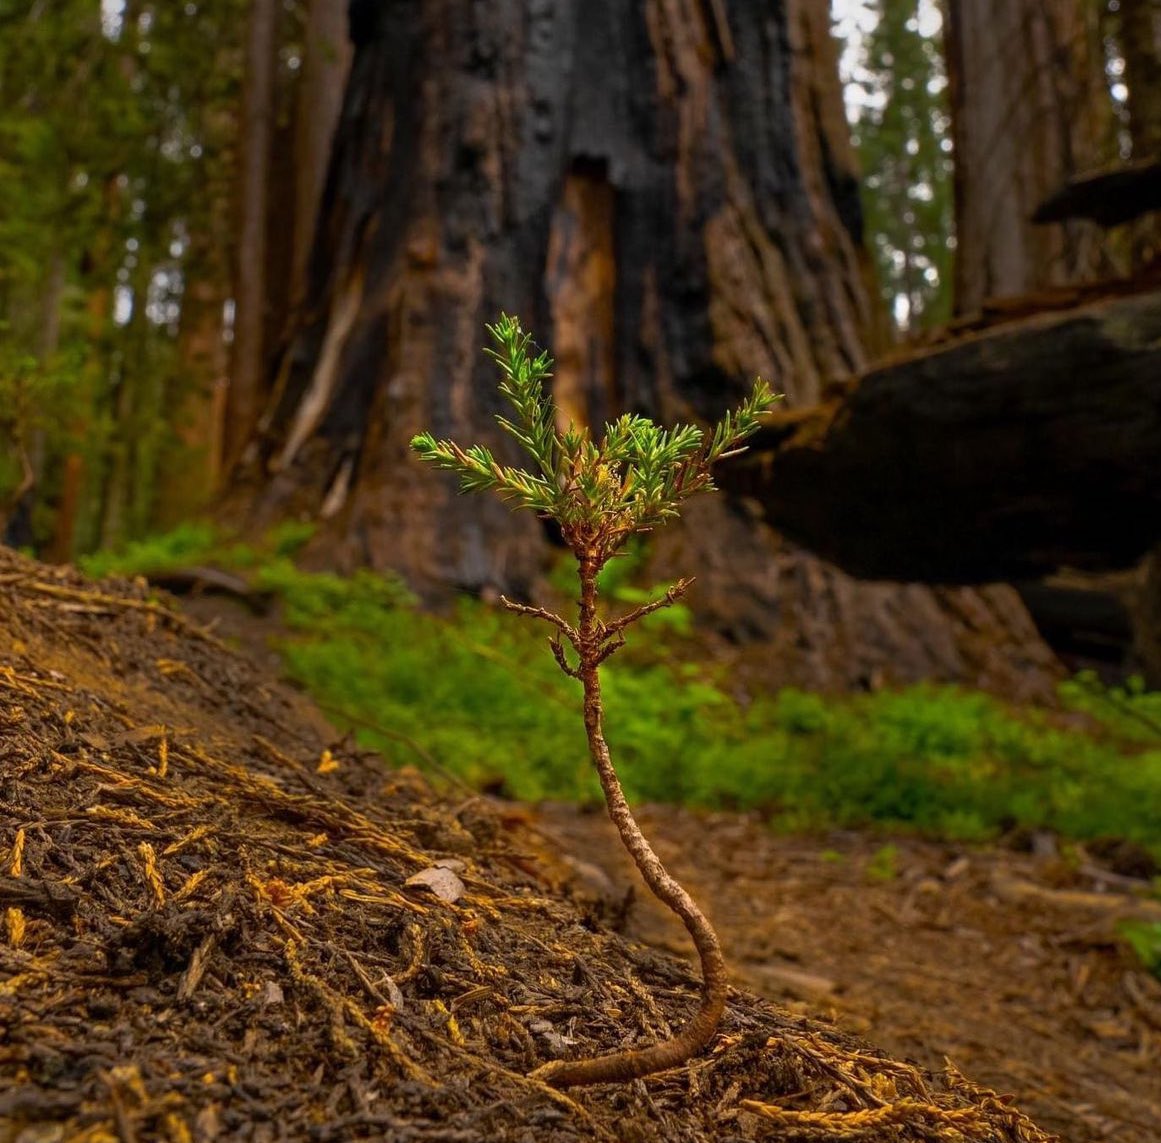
[231,0,1062,697]
[237,0,870,585]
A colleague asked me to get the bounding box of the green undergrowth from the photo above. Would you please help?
[80,528,1161,863]
[80,519,320,578]
[1119,920,1161,980]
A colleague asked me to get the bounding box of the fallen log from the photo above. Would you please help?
[1031,157,1161,228]
[726,289,1161,583]
[1014,581,1134,664]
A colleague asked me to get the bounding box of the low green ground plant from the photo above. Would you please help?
[82,522,1161,861]
[82,519,1161,988]
[1119,920,1161,981]
[1059,670,1161,744]
[866,843,901,883]
[79,518,318,577]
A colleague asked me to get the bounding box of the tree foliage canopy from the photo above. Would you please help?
[0,0,251,551]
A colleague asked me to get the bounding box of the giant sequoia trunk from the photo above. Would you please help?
[233,0,1061,696]
[242,0,870,565]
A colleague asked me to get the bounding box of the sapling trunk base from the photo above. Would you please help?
[412,315,777,1086]
[527,562,728,1086]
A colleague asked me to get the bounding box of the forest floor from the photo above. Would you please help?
[537,806,1161,1143]
[1,547,1159,1142]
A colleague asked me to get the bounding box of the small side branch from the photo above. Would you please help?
[499,596,579,649]
[549,637,582,679]
[603,577,693,637]
[594,634,625,666]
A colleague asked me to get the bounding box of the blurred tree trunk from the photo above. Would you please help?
[161,137,235,523]
[1121,0,1161,157]
[48,175,119,564]
[3,252,64,546]
[1119,0,1161,687]
[226,0,279,470]
[165,274,229,521]
[156,14,243,524]
[945,0,1115,313]
[290,0,352,310]
[1116,0,1161,269]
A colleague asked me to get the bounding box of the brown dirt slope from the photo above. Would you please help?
[0,547,1057,1142]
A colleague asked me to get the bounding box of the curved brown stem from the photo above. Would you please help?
[531,556,728,1088]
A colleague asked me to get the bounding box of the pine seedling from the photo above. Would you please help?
[412,314,778,1087]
